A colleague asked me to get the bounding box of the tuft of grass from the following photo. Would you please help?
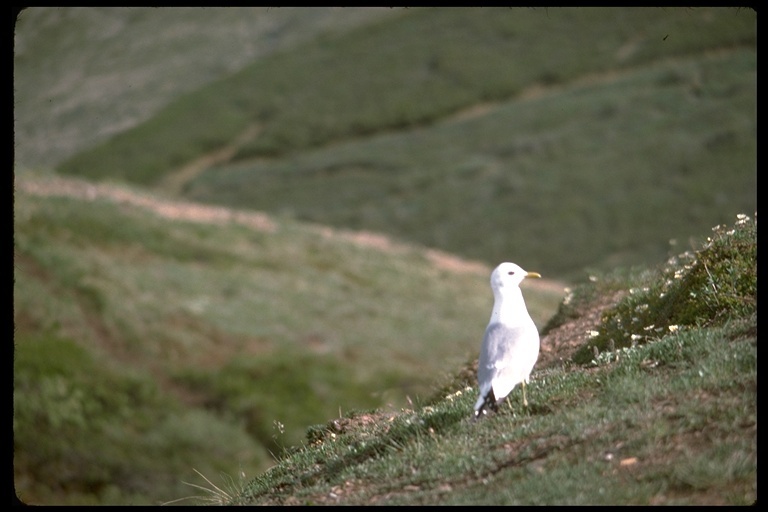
[161,468,250,506]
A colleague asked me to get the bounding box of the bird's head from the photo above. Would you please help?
[491,262,541,292]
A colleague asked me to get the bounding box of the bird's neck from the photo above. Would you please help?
[489,289,528,325]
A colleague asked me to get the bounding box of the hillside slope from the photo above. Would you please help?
[13,7,399,170]
[227,212,757,505]
[13,170,564,504]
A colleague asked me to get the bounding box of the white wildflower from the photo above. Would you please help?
[563,287,573,305]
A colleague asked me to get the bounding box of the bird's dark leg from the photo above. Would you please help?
[473,389,499,420]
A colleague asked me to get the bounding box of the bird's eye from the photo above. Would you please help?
[508,271,515,275]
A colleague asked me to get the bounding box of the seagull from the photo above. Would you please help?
[474,262,541,420]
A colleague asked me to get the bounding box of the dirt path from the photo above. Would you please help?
[16,172,569,286]
[159,123,263,196]
[16,172,278,233]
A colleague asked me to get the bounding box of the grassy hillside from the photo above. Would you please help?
[183,48,755,279]
[13,7,397,170]
[13,171,563,505]
[13,172,755,505]
[192,212,757,505]
[12,7,756,505]
[47,7,757,279]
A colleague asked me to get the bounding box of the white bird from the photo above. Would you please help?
[474,262,541,420]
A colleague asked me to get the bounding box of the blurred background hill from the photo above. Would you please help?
[15,7,756,280]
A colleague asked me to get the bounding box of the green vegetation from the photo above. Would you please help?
[56,8,754,180]
[185,49,756,279]
[51,7,756,279]
[223,213,755,505]
[171,348,407,454]
[569,213,756,364]
[13,334,267,505]
[13,7,398,170]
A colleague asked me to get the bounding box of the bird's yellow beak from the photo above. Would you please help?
[526,272,542,279]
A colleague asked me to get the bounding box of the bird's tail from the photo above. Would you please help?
[473,389,499,421]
